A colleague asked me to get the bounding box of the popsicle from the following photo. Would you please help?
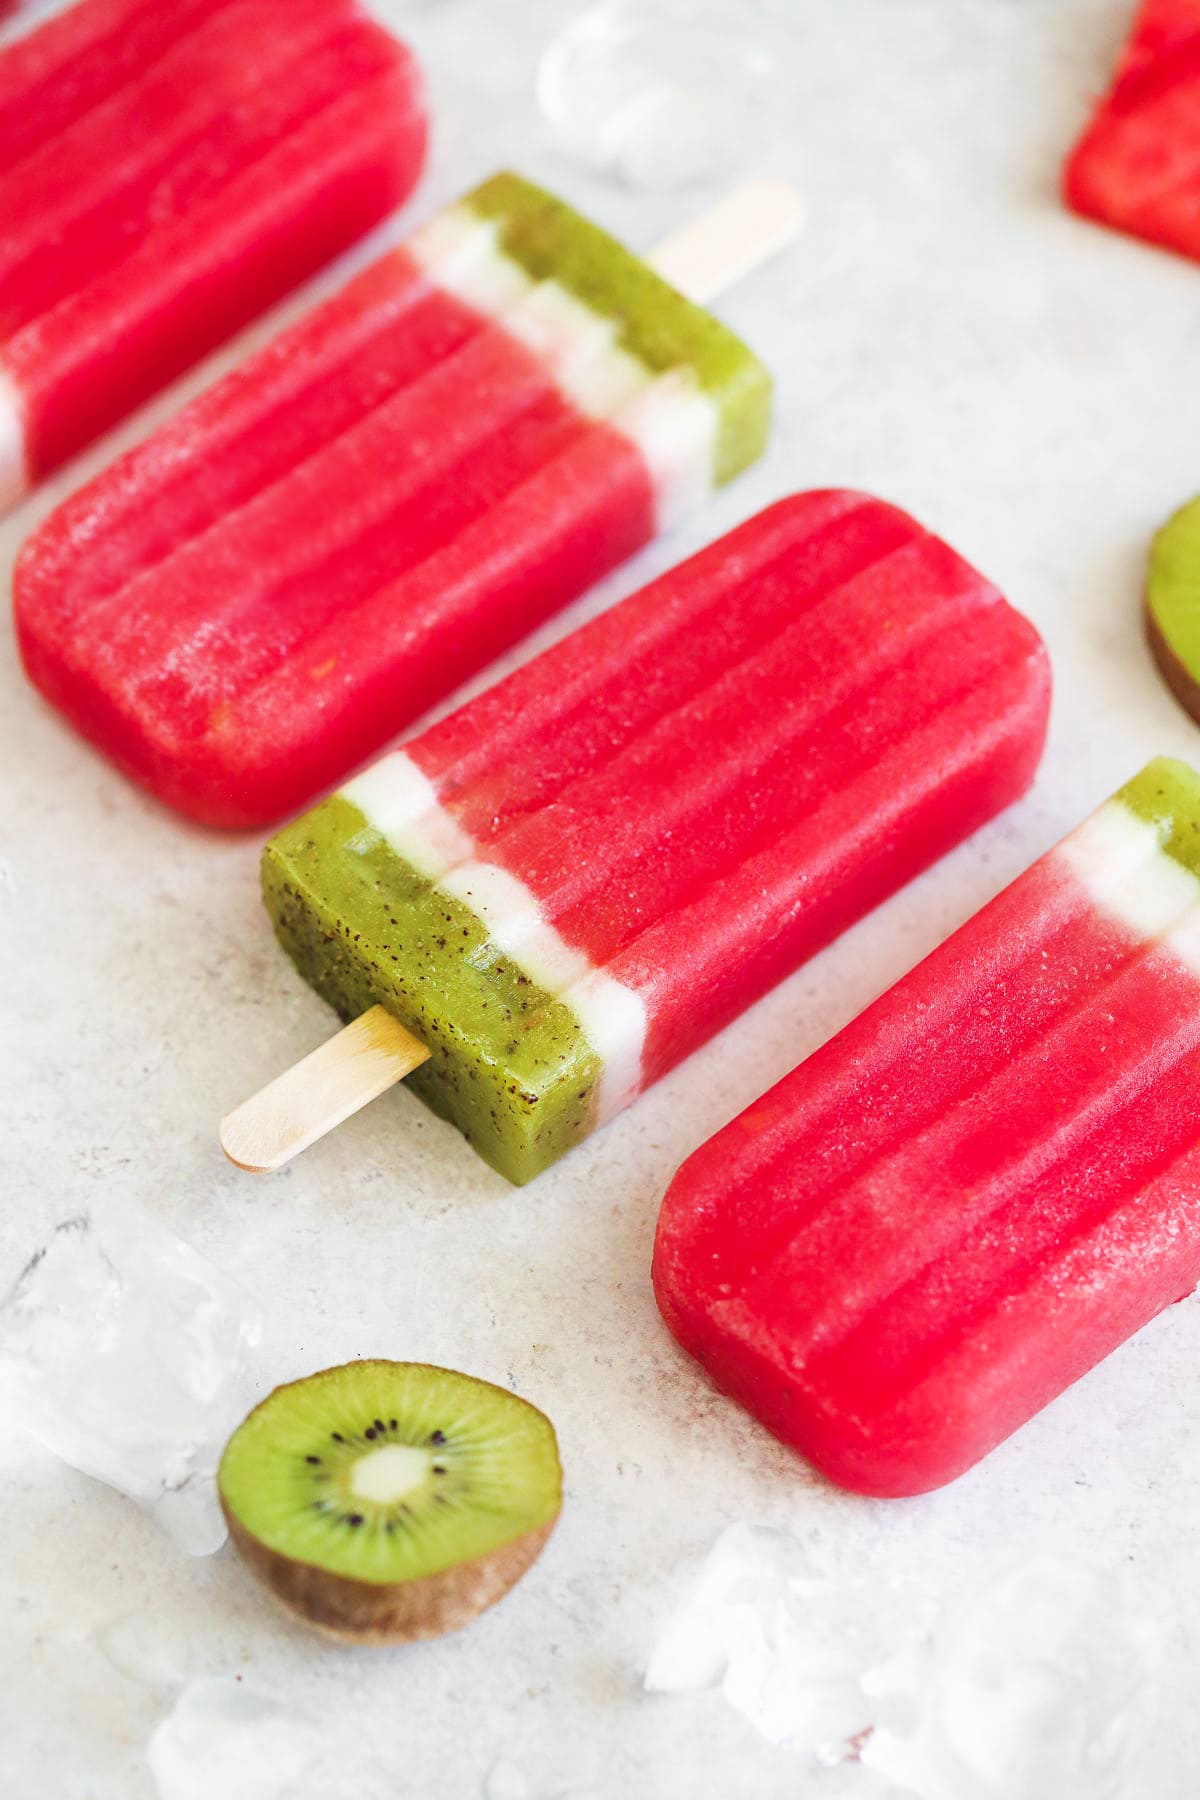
[1064,0,1200,262]
[654,758,1200,1497]
[222,490,1051,1185]
[14,175,788,831]
[0,0,426,508]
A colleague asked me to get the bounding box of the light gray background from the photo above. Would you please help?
[3,1,1199,1794]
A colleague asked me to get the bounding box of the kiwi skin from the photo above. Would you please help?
[219,1361,562,1646]
[221,1497,558,1645]
[1146,496,1200,726]
[1146,603,1200,727]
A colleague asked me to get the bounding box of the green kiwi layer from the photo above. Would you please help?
[218,1361,562,1585]
[262,795,601,1185]
[1116,757,1200,879]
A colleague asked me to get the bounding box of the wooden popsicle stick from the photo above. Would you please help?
[646,179,804,306]
[219,1005,430,1173]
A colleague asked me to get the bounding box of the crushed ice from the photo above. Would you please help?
[0,1196,262,1554]
[863,1553,1164,1799]
[647,1526,1165,1797]
[645,1522,934,1760]
[538,0,787,190]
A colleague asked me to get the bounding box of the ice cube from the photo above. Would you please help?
[537,0,787,190]
[647,1532,1165,1795]
[147,1677,321,1800]
[863,1555,1165,1800]
[645,1522,934,1760]
[0,1196,262,1554]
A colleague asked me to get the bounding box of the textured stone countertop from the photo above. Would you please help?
[3,1,1199,1795]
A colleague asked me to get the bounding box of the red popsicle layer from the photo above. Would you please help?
[655,760,1200,1496]
[397,490,1051,1090]
[0,0,425,499]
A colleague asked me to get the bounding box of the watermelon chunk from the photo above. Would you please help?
[1064,0,1200,262]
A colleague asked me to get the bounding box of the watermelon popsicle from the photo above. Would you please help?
[654,759,1200,1496]
[0,0,426,509]
[14,175,790,831]
[221,490,1051,1184]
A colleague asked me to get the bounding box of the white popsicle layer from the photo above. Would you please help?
[342,753,648,1123]
[1058,797,1200,974]
[408,205,720,531]
[0,368,28,514]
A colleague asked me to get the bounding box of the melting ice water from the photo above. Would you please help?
[98,1611,200,1689]
[483,1755,597,1800]
[147,1678,321,1800]
[0,1196,262,1554]
[537,0,787,190]
[484,1762,538,1800]
[647,1526,1166,1797]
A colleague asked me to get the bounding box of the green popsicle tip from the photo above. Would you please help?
[464,172,772,486]
[1116,756,1200,880]
[262,799,601,1184]
[1146,495,1200,725]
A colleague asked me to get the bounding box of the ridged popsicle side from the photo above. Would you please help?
[0,0,224,165]
[654,758,1200,1495]
[0,0,426,497]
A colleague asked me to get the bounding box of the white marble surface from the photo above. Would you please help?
[3,1,1200,1795]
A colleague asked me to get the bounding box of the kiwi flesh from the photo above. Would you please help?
[218,1360,562,1644]
[1146,495,1200,724]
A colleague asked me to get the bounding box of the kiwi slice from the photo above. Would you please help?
[218,1360,562,1644]
[1146,495,1200,723]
